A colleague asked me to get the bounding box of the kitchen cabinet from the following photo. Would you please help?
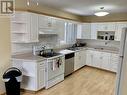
[12,59,46,91]
[110,53,119,72]
[86,50,118,72]
[11,12,39,43]
[77,23,91,39]
[92,51,102,68]
[56,20,66,42]
[38,15,57,34]
[86,50,93,66]
[91,23,98,39]
[115,22,127,41]
[97,22,116,31]
[74,49,86,71]
[100,52,111,70]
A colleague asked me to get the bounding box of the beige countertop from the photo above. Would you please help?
[64,46,119,54]
[12,46,119,61]
[12,53,46,61]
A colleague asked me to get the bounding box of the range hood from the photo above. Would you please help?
[39,28,58,35]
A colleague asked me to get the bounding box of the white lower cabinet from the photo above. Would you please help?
[86,50,119,72]
[110,53,119,72]
[12,60,46,91]
[100,52,111,70]
[74,49,86,71]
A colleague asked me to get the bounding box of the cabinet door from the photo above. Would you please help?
[91,23,98,39]
[92,51,101,68]
[115,22,127,41]
[77,24,82,39]
[30,13,39,42]
[86,50,93,66]
[107,22,116,31]
[110,53,119,72]
[101,52,111,70]
[81,23,91,39]
[97,23,107,31]
[97,22,116,31]
[39,15,50,29]
[81,49,86,67]
[38,62,45,89]
[74,52,81,71]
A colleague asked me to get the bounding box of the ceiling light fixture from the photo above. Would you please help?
[94,7,109,16]
[27,0,30,6]
[36,0,39,6]
[36,2,39,6]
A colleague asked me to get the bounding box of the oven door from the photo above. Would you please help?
[47,57,64,80]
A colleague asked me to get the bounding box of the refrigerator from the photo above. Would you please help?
[115,28,127,95]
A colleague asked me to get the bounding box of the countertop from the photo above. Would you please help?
[63,46,119,54]
[85,46,119,54]
[12,53,46,61]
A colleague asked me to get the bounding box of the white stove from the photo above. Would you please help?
[44,53,65,89]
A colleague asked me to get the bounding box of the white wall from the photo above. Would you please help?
[0,17,11,94]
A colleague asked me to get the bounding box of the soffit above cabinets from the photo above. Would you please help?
[37,0,127,16]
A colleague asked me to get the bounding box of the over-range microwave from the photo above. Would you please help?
[97,31,115,40]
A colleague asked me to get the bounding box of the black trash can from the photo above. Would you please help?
[3,67,22,95]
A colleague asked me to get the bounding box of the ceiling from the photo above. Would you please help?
[37,0,127,16]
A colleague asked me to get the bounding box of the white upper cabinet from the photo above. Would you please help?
[29,13,39,42]
[38,15,57,34]
[11,12,39,43]
[115,22,127,41]
[91,23,98,39]
[97,22,116,31]
[77,23,91,39]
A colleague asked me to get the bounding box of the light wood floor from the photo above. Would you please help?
[22,66,116,95]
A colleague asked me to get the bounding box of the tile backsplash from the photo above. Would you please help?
[12,34,60,54]
[77,39,120,50]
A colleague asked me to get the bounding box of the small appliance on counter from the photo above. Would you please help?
[72,42,86,47]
